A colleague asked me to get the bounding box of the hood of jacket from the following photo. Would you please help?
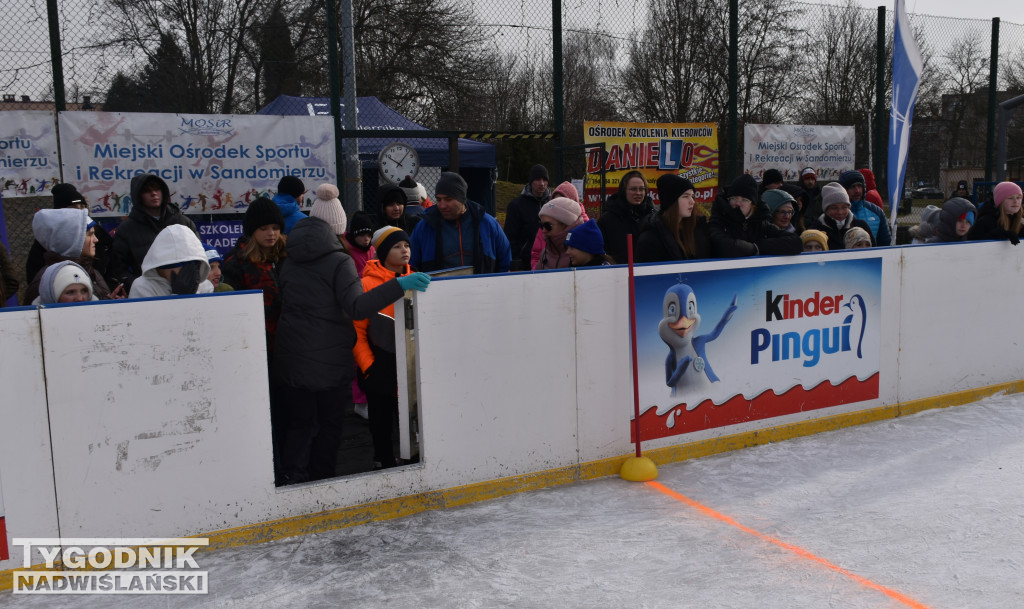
[286,216,347,264]
[139,224,212,278]
[32,208,90,257]
[128,174,177,220]
[937,197,977,241]
[422,197,487,228]
[376,184,409,219]
[712,192,768,226]
[518,184,551,204]
[858,168,878,191]
[273,192,301,215]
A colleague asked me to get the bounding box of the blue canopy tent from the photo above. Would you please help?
[258,95,497,213]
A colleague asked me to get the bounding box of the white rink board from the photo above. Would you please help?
[0,308,58,571]
[415,270,581,488]
[897,241,1024,401]
[39,293,276,537]
[1,242,1022,551]
[572,264,631,462]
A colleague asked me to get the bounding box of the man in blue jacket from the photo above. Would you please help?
[274,176,307,234]
[410,172,511,274]
[839,170,891,246]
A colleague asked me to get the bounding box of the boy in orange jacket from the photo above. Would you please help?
[354,226,414,469]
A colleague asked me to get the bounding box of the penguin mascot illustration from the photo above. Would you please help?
[842,294,867,359]
[658,283,738,399]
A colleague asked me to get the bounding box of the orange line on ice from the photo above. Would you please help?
[646,481,933,609]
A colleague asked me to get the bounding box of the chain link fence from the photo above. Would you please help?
[1,0,1023,251]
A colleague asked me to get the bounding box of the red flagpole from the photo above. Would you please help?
[627,234,642,458]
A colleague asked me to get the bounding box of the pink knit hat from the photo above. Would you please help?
[994,181,1023,207]
[539,197,582,226]
[551,181,579,202]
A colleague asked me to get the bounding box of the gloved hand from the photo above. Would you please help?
[357,362,375,392]
[1011,234,1020,246]
[170,260,203,295]
[396,272,431,292]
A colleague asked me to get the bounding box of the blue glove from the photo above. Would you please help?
[396,272,431,292]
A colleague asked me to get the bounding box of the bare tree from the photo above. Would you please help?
[100,0,268,112]
[620,0,802,126]
[939,38,989,168]
[618,0,726,123]
[349,0,494,127]
[795,0,877,165]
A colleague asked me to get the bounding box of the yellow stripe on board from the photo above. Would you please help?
[3,379,1022,591]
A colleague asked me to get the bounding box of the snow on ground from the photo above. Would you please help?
[4,393,1023,608]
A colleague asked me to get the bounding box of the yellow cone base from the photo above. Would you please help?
[619,456,658,481]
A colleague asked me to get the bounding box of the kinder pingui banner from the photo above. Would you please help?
[583,121,718,217]
[58,111,336,216]
[743,123,855,183]
[631,257,881,442]
[0,110,60,197]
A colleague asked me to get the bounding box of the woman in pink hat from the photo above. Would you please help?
[968,182,1024,244]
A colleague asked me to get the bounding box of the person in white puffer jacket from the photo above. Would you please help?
[129,224,214,298]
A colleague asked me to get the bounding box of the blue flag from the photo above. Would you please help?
[887,0,923,244]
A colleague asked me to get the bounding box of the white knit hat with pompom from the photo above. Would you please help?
[309,183,347,235]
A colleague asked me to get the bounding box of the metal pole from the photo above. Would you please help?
[46,0,65,111]
[448,136,459,172]
[325,0,345,209]
[340,0,362,214]
[875,6,886,195]
[985,18,1000,183]
[552,0,565,184]
[996,94,1024,182]
[727,0,738,183]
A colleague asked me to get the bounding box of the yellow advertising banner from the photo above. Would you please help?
[583,121,719,217]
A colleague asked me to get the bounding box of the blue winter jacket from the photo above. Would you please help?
[410,200,511,274]
[850,198,891,246]
[273,193,307,234]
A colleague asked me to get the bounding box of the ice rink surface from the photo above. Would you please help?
[4,393,1023,608]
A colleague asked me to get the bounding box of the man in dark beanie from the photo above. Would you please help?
[839,169,890,246]
[409,171,510,274]
[51,183,88,209]
[503,163,550,270]
[761,168,784,190]
[274,175,307,234]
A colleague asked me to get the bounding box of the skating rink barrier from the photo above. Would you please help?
[3,242,1023,579]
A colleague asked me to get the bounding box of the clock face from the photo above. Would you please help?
[379,142,420,184]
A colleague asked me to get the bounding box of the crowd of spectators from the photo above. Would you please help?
[1,164,1020,484]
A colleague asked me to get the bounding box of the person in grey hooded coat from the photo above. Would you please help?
[272,215,429,484]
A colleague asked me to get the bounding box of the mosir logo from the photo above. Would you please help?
[751,290,868,367]
[12,538,208,595]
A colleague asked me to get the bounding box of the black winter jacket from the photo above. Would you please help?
[636,213,711,263]
[967,202,1024,244]
[272,217,404,391]
[708,194,802,257]
[810,214,874,250]
[110,174,198,287]
[503,186,550,267]
[597,192,656,264]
